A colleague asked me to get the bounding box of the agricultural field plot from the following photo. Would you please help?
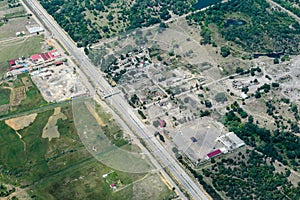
[5,112,37,131]
[0,74,48,117]
[0,87,11,115]
[0,35,44,75]
[0,105,174,199]
[42,107,67,141]
[10,86,26,106]
[0,87,10,106]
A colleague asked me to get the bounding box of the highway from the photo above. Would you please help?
[22,0,210,199]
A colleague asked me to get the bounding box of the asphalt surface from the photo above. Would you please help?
[22,0,210,199]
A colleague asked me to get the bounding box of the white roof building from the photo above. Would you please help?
[26,26,44,34]
[217,132,245,150]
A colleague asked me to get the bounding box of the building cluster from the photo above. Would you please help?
[30,50,61,64]
[206,132,245,160]
[110,47,151,75]
[7,50,62,77]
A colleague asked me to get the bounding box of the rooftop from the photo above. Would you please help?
[31,54,41,61]
[207,149,222,158]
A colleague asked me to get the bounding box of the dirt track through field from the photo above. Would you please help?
[85,101,105,126]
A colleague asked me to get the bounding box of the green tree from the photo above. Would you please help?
[220,46,230,57]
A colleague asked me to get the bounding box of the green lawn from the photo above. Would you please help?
[0,87,10,105]
[0,35,44,75]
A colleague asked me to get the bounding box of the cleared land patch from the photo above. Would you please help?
[131,173,175,200]
[5,113,37,131]
[42,107,67,141]
[10,86,26,107]
[85,101,105,126]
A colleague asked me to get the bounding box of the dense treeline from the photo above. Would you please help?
[40,0,102,46]
[176,155,223,200]
[206,150,300,199]
[224,104,300,168]
[187,0,300,54]
[273,0,300,18]
[39,0,195,46]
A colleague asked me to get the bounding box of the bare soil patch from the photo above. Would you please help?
[21,76,33,90]
[42,107,67,141]
[10,86,26,107]
[2,183,30,200]
[5,113,37,131]
[131,173,172,200]
[0,104,9,115]
[85,101,105,126]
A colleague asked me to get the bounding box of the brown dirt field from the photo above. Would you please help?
[3,184,30,200]
[85,101,105,126]
[0,104,9,115]
[46,38,60,50]
[131,173,171,200]
[21,76,33,90]
[42,107,67,141]
[5,113,37,131]
[10,86,26,106]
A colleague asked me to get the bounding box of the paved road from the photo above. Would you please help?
[266,0,300,23]
[22,0,210,199]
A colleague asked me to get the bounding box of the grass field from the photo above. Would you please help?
[0,106,174,199]
[0,35,44,75]
[0,87,10,105]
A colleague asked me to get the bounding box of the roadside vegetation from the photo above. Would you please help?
[38,0,196,47]
[272,0,300,17]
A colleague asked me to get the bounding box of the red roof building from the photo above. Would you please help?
[40,52,50,61]
[55,62,63,66]
[48,50,60,59]
[207,149,222,158]
[31,54,42,61]
[158,119,166,128]
[9,59,17,66]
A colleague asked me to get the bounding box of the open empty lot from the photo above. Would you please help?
[31,64,87,102]
[0,35,44,75]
